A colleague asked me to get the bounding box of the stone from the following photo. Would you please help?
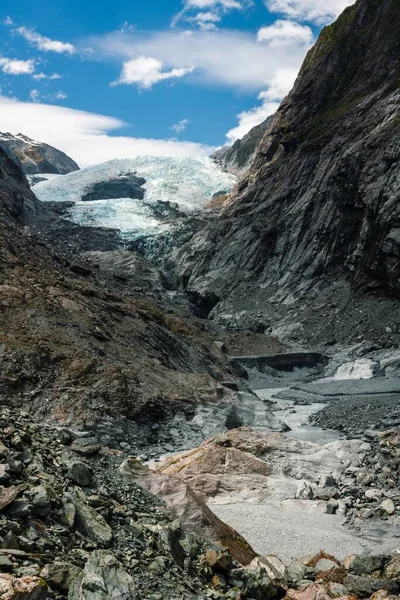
[39,562,82,592]
[380,499,395,515]
[384,556,400,579]
[346,554,390,576]
[67,461,92,487]
[70,439,102,457]
[314,487,339,501]
[0,485,26,512]
[66,493,113,546]
[68,550,135,600]
[365,489,383,501]
[318,475,337,488]
[326,499,339,515]
[228,566,277,600]
[315,559,340,573]
[0,573,47,600]
[30,487,51,517]
[204,549,233,573]
[251,555,288,590]
[296,480,314,500]
[344,574,399,596]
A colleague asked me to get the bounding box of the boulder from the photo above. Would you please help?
[380,499,395,515]
[39,563,82,592]
[68,550,135,600]
[228,566,277,599]
[345,554,390,576]
[384,556,400,579]
[344,574,399,596]
[65,493,112,546]
[0,574,47,600]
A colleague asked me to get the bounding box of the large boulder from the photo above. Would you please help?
[68,550,135,600]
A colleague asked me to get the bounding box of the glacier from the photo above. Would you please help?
[33,156,236,238]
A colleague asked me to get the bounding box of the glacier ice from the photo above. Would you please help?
[33,156,237,238]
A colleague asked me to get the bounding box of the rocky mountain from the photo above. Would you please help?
[0,132,79,175]
[211,116,273,176]
[0,144,237,433]
[171,0,400,345]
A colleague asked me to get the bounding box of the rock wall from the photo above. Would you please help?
[171,0,400,337]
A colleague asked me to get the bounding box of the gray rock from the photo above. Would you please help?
[314,487,339,501]
[68,550,136,600]
[228,566,277,600]
[381,498,396,515]
[30,486,51,517]
[40,562,82,592]
[67,461,92,487]
[66,493,113,546]
[344,574,399,596]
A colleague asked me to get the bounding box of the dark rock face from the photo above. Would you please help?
[173,0,400,339]
[211,117,273,176]
[81,174,146,201]
[0,132,79,175]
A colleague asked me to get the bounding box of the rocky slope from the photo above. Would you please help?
[0,132,79,175]
[1,408,399,600]
[211,116,274,176]
[0,145,238,433]
[171,0,400,345]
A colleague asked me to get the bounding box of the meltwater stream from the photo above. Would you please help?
[211,358,400,561]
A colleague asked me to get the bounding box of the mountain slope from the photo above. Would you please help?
[0,132,79,174]
[171,0,400,342]
[211,116,274,176]
[0,146,234,429]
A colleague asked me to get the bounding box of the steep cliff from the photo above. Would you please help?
[211,116,274,176]
[0,132,79,174]
[172,0,400,343]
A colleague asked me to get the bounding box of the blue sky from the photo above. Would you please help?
[0,0,353,166]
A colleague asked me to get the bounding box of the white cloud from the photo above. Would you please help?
[265,0,355,24]
[30,89,40,103]
[257,20,313,46]
[15,26,75,54]
[187,11,222,30]
[3,16,14,26]
[171,118,190,134]
[112,56,194,89]
[32,72,62,80]
[173,0,250,28]
[87,27,311,91]
[0,57,35,75]
[0,95,213,167]
[226,67,298,141]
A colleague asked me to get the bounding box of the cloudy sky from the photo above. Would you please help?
[0,0,354,166]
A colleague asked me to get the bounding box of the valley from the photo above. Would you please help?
[0,0,399,598]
